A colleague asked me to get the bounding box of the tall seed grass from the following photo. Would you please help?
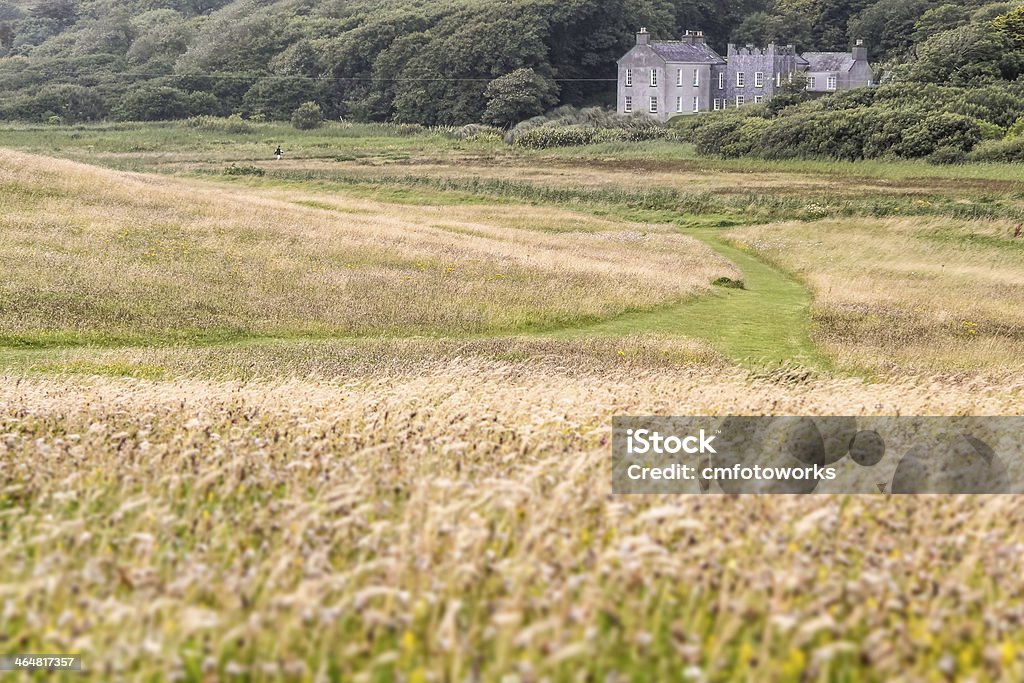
[0,150,735,346]
[728,216,1024,377]
[2,364,1023,681]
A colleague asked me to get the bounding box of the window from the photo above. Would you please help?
[650,69,658,87]
[693,96,699,112]
[693,69,700,87]
[776,73,782,87]
[755,72,764,88]
[719,72,725,89]
[625,69,633,87]
[713,98,721,111]
[624,96,632,113]
[807,76,816,89]
[676,96,683,113]
[736,95,745,107]
[827,76,838,91]
[736,72,745,88]
[754,95,764,104]
[649,96,658,113]
[677,69,683,87]
[788,72,794,84]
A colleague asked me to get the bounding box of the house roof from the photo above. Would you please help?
[649,41,726,64]
[801,52,855,72]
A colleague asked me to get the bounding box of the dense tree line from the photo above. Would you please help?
[673,4,1024,162]
[2,0,1024,129]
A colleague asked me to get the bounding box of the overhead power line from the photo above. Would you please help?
[92,71,619,83]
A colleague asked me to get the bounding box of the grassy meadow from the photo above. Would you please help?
[1,120,1024,681]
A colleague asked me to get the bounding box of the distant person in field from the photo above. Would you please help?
[274,146,283,161]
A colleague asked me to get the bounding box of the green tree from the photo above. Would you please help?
[847,0,933,58]
[242,77,319,120]
[290,100,323,129]
[114,85,201,121]
[913,4,969,42]
[908,24,1008,84]
[30,83,107,122]
[482,68,559,127]
[992,5,1024,46]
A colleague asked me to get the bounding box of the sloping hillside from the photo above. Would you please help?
[0,149,734,346]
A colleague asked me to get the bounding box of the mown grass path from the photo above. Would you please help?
[554,228,825,369]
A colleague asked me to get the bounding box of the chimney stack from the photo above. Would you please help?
[694,30,705,44]
[681,30,694,45]
[852,39,867,61]
[637,27,650,46]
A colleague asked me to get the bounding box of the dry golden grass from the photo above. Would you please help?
[4,129,1024,681]
[2,362,1024,681]
[0,150,735,344]
[727,217,1024,377]
[3,334,726,380]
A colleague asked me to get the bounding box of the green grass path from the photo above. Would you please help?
[553,228,824,369]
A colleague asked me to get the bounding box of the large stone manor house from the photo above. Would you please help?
[617,28,874,122]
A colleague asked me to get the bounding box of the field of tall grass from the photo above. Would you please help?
[0,150,734,347]
[727,217,1024,377]
[3,361,1024,681]
[1,121,1023,680]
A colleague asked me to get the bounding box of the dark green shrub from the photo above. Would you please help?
[968,136,1024,161]
[692,115,750,156]
[512,126,600,149]
[693,103,982,162]
[223,163,265,176]
[482,68,559,128]
[720,118,772,158]
[243,78,319,120]
[113,86,215,121]
[893,112,981,158]
[290,101,323,130]
[927,146,967,165]
[712,277,745,289]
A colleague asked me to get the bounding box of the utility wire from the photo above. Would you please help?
[21,70,618,83]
